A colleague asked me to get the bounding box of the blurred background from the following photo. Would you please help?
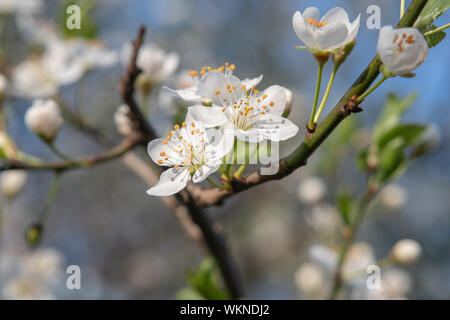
[0,0,448,299]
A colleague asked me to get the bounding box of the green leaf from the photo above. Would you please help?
[415,0,450,47]
[185,257,230,300]
[337,193,352,225]
[374,140,407,184]
[376,124,427,150]
[425,26,447,47]
[372,93,417,145]
[357,149,369,172]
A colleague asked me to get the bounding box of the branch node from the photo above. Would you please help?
[341,94,363,116]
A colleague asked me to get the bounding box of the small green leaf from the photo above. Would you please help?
[374,140,407,184]
[415,0,450,30]
[373,93,417,145]
[376,124,427,150]
[185,257,230,300]
[357,149,369,172]
[337,193,352,225]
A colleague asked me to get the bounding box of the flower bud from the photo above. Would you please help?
[333,40,355,66]
[282,88,293,118]
[25,99,64,143]
[294,263,325,297]
[114,104,134,136]
[379,184,408,210]
[377,26,428,76]
[391,239,422,264]
[297,176,327,205]
[1,170,27,199]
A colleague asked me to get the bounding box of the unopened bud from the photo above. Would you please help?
[391,239,422,265]
[25,224,43,247]
[25,99,64,143]
[333,40,355,66]
[1,170,27,199]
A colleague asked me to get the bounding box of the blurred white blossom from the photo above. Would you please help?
[122,43,179,92]
[1,170,27,199]
[306,204,340,235]
[295,263,327,298]
[1,248,63,300]
[0,0,43,15]
[391,239,422,265]
[379,184,408,210]
[25,99,64,142]
[114,104,134,136]
[297,176,327,205]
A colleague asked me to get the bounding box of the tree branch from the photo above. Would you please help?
[191,0,430,208]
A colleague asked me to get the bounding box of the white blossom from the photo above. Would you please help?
[114,105,134,136]
[293,7,360,54]
[1,170,27,199]
[391,239,422,264]
[25,99,64,142]
[377,26,428,75]
[122,43,179,86]
[297,176,327,205]
[187,71,298,142]
[12,39,117,99]
[147,115,234,196]
[0,0,43,15]
[294,263,326,298]
[164,63,262,103]
[379,184,408,210]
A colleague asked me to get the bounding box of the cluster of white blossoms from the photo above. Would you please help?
[293,7,428,74]
[147,63,299,196]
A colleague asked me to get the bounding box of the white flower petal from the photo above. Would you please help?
[293,11,317,49]
[303,7,320,20]
[347,14,361,41]
[315,21,349,50]
[147,138,181,166]
[160,52,179,80]
[192,164,221,183]
[321,7,349,24]
[163,86,201,102]
[252,114,299,141]
[146,167,190,196]
[205,122,235,159]
[241,75,263,89]
[187,105,229,128]
[257,85,288,116]
[196,71,243,105]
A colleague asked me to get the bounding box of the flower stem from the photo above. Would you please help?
[424,22,450,36]
[308,61,325,130]
[400,0,406,18]
[206,177,226,190]
[313,63,340,125]
[47,143,75,162]
[330,189,374,299]
[356,75,388,103]
[38,173,61,225]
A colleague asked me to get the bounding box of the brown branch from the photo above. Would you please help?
[120,26,245,299]
[119,25,157,142]
[191,0,430,208]
[0,133,145,172]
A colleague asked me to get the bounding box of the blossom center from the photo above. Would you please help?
[187,62,236,79]
[221,86,275,131]
[158,122,207,170]
[306,18,328,28]
[392,33,416,53]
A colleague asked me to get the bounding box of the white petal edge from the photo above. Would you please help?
[187,105,229,128]
[146,167,191,196]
